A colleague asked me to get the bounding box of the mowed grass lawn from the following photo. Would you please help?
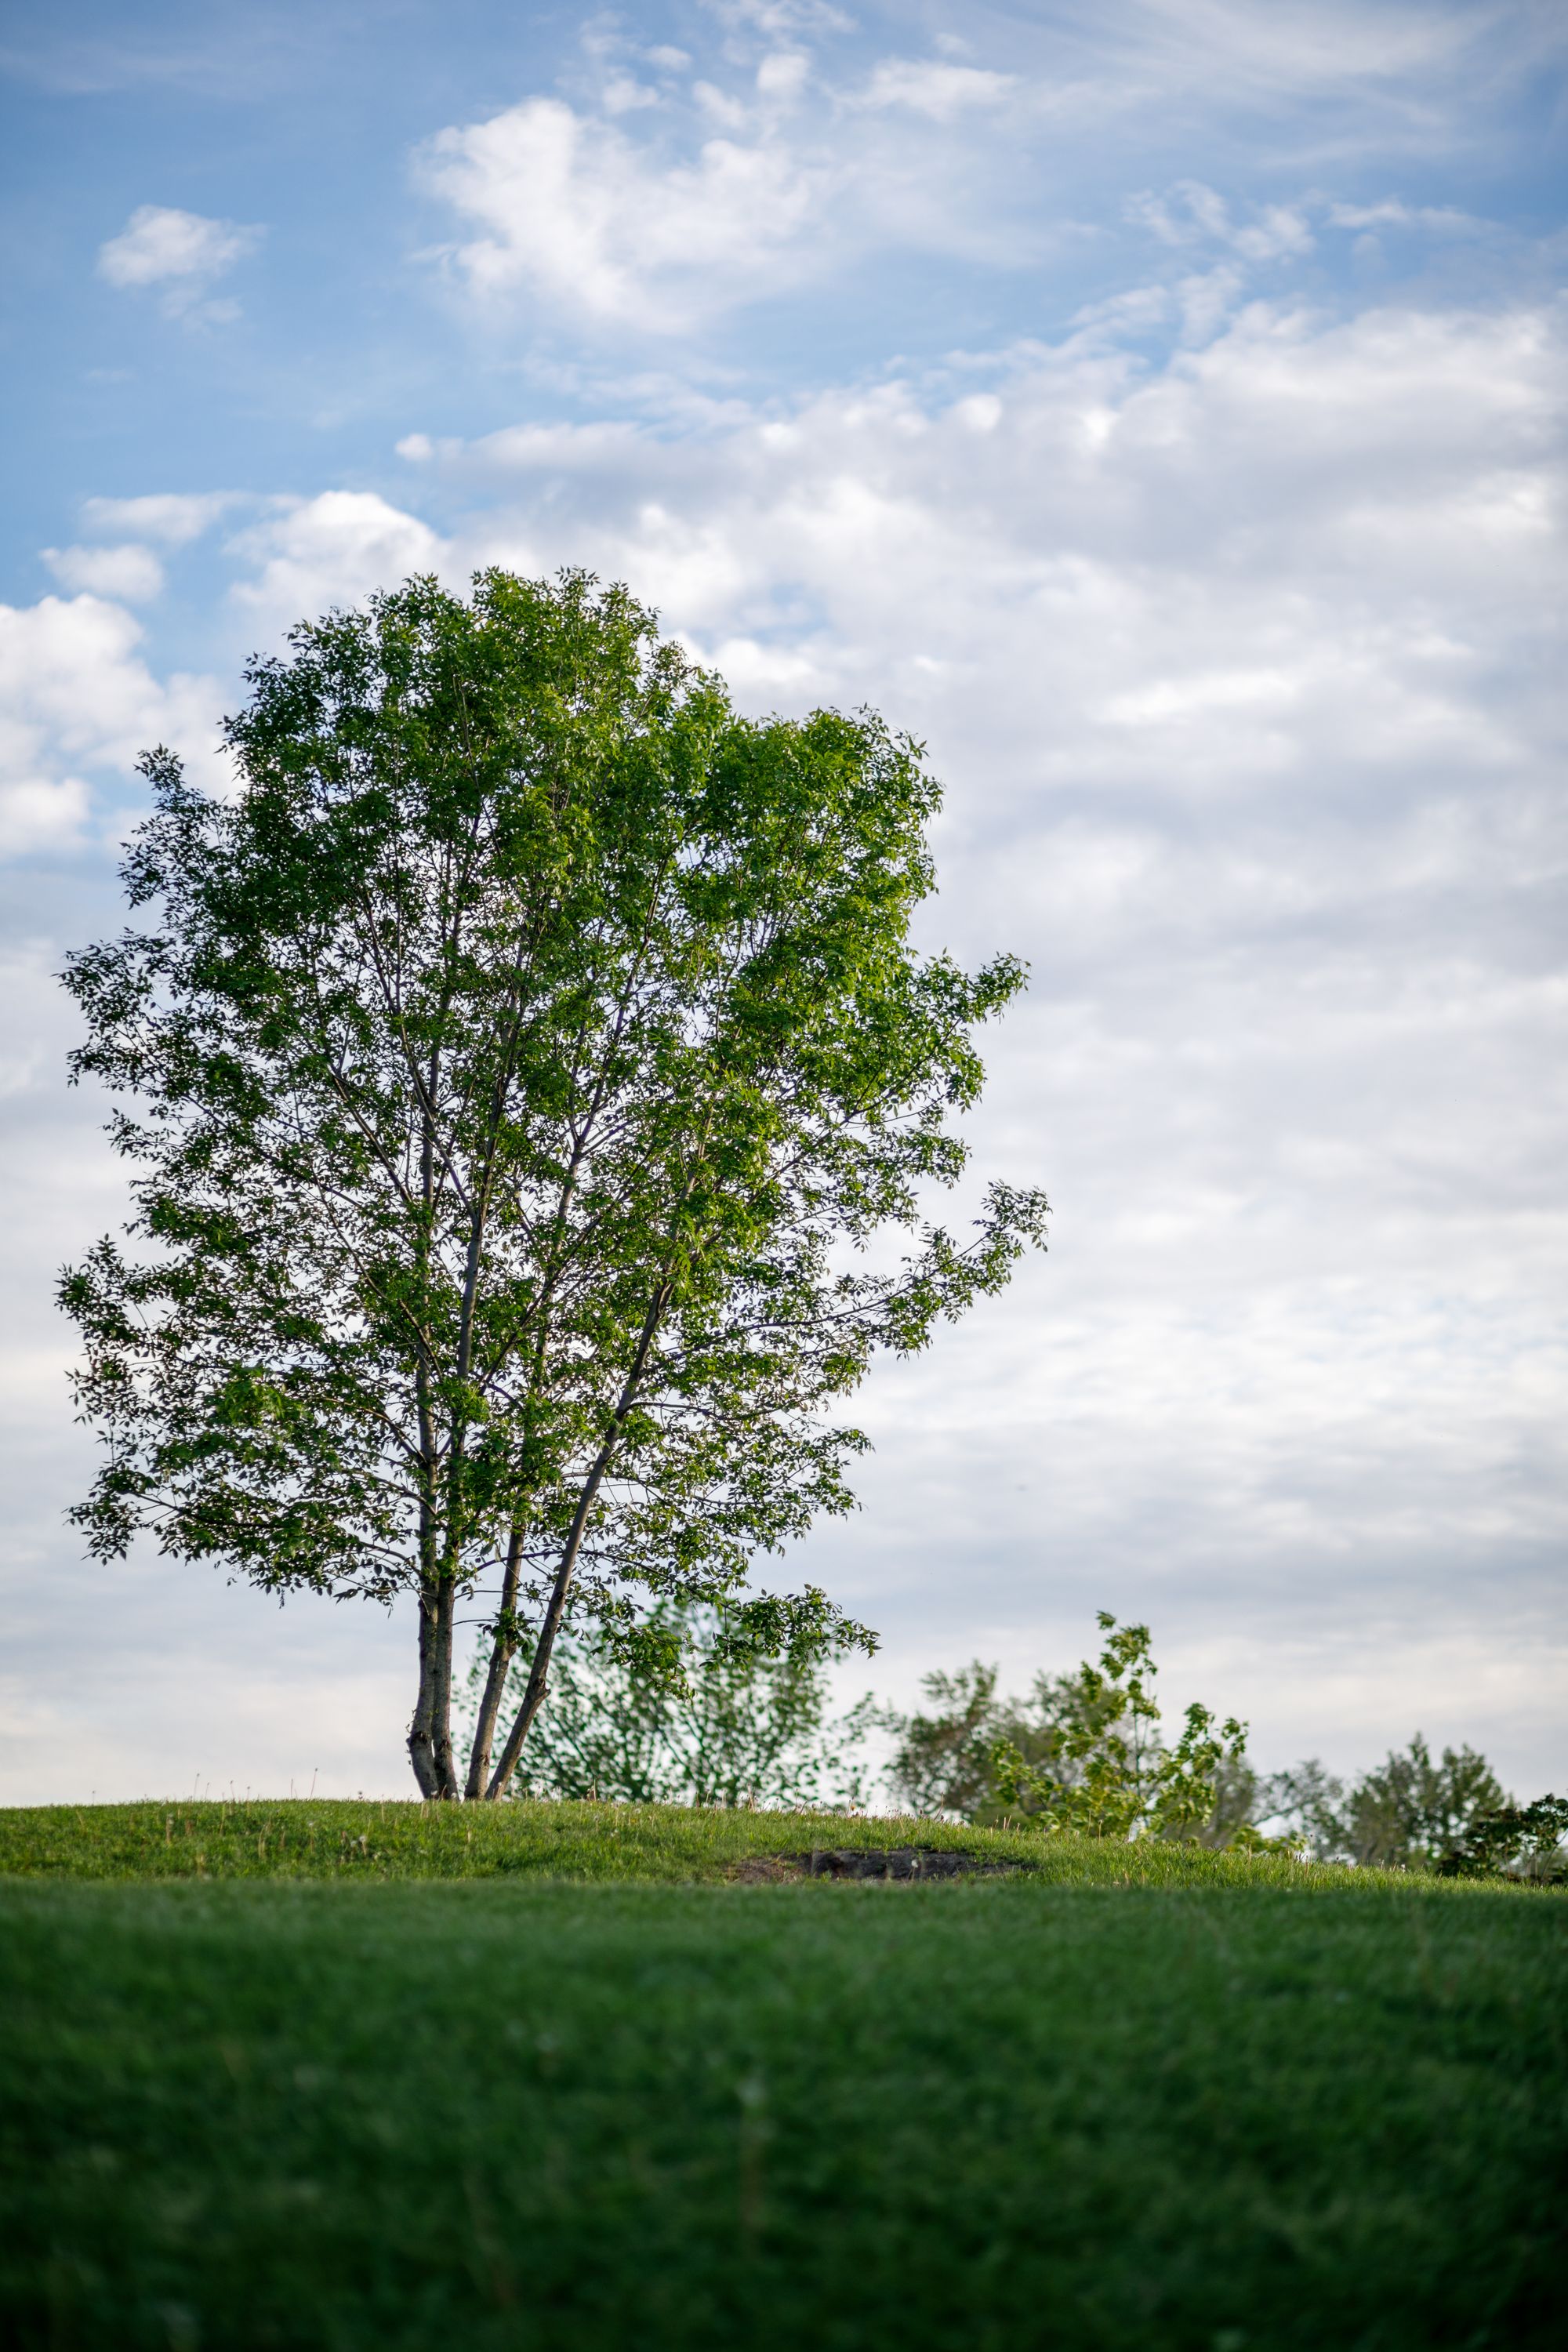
[2,1802,1563,2350]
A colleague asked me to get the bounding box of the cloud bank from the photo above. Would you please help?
[8,260,1563,1791]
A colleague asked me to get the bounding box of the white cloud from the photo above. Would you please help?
[417,27,1086,336]
[42,543,164,602]
[445,296,1562,644]
[96,204,260,318]
[402,0,1566,353]
[756,49,810,101]
[226,492,445,633]
[0,593,227,853]
[416,96,830,330]
[79,491,241,545]
[954,392,1003,434]
[601,74,660,115]
[858,60,1018,118]
[0,776,91,858]
[418,41,1396,344]
[1110,183,1323,343]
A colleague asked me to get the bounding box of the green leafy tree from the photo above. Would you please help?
[876,1661,1003,1819]
[1259,1738,1513,1869]
[1433,1794,1567,1882]
[1338,1737,1508,1867]
[989,1615,1249,1842]
[1251,1759,1347,1860]
[465,1601,877,1811]
[60,569,1045,1799]
[883,1615,1251,1844]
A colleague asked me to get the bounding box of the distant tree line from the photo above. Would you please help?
[886,1640,1564,1879]
[470,1607,1566,1882]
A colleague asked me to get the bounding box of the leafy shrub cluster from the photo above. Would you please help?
[879,1614,1260,1847]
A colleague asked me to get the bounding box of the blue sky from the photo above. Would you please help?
[2,0,1565,1801]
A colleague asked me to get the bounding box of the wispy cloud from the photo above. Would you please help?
[79,491,245,545]
[1116,0,1550,105]
[706,0,852,36]
[856,60,1018,118]
[1328,198,1487,233]
[96,203,262,320]
[1126,180,1315,261]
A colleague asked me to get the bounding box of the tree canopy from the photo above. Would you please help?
[61,569,1047,1798]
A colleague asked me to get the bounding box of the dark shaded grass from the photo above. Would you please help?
[2,1869,1563,2350]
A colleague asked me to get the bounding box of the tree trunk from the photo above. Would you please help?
[407,1052,450,1798]
[484,1497,597,1798]
[466,1527,524,1799]
[430,1578,461,1798]
[486,1281,672,1799]
[408,1589,441,1798]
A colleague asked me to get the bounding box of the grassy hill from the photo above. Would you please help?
[2,1800,1563,2350]
[0,1794,1373,1884]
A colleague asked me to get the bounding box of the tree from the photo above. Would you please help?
[1336,1736,1508,1867]
[464,1600,877,1812]
[1250,1759,1346,1860]
[1432,1793,1567,1882]
[878,1661,1004,1820]
[1258,1737,1512,1868]
[60,568,1046,1799]
[881,1614,1253,1844]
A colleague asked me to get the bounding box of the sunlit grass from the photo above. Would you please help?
[0,1793,1518,1887]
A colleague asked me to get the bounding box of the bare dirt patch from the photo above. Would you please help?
[729,1847,1029,1884]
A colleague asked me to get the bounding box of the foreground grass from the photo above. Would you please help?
[2,1813,1563,2350]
